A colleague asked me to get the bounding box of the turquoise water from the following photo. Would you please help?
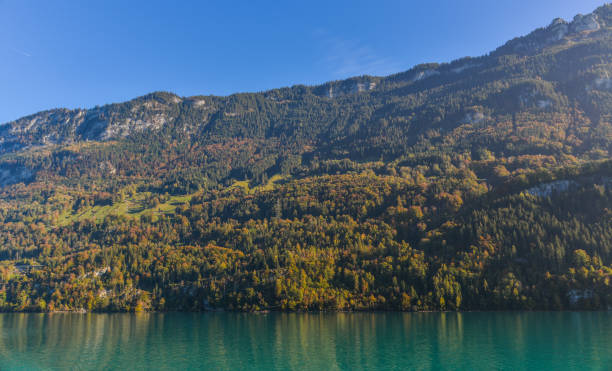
[0,312,610,370]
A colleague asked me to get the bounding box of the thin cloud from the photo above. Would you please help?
[315,29,401,78]
[11,47,32,57]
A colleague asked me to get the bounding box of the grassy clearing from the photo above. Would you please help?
[56,190,198,226]
[230,180,251,192]
[54,174,290,226]
[230,174,290,194]
[255,174,288,192]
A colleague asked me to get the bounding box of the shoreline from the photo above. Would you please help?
[1,308,611,315]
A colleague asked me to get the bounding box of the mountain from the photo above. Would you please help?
[1,5,612,312]
[3,6,612,153]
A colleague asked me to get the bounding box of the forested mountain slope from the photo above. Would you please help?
[1,5,612,312]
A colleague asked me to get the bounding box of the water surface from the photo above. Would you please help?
[0,312,610,370]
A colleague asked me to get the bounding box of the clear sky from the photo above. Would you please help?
[0,0,608,123]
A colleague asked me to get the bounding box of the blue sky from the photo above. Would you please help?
[0,0,607,123]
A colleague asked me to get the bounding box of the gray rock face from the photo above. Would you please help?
[526,180,576,197]
[461,111,485,124]
[537,99,552,109]
[0,93,178,154]
[585,71,612,92]
[548,18,569,42]
[518,86,554,110]
[99,161,116,175]
[76,104,170,140]
[319,79,378,98]
[497,7,608,56]
[571,14,600,33]
[451,63,480,74]
[355,82,377,93]
[411,69,440,82]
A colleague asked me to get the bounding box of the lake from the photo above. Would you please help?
[0,312,610,370]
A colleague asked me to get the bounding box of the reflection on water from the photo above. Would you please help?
[0,312,610,370]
